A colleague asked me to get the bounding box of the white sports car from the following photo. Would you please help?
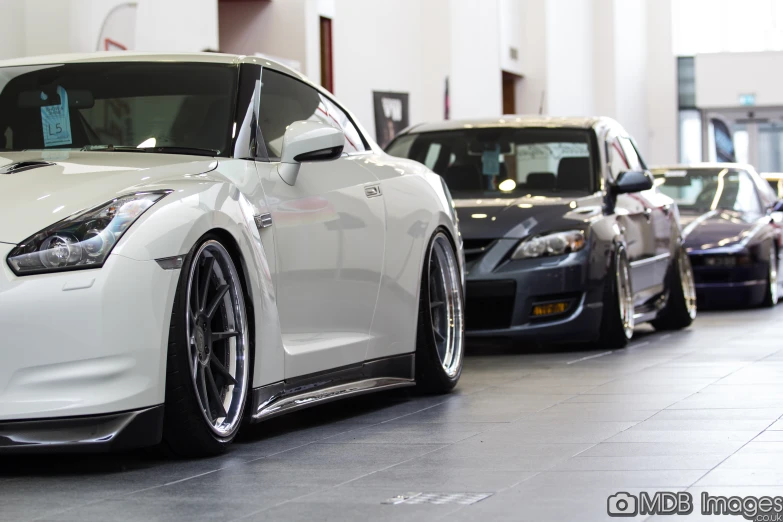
[0,53,464,455]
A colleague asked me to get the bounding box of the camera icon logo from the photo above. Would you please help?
[608,492,639,517]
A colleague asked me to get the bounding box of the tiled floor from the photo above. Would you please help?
[2,307,782,521]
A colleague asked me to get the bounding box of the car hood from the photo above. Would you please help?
[453,193,604,239]
[0,151,217,244]
[681,209,766,251]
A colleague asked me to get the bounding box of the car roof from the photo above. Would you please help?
[651,162,756,172]
[404,116,611,134]
[0,51,303,79]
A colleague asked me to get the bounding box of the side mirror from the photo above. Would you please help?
[277,121,345,185]
[612,170,654,194]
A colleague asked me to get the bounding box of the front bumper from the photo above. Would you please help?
[0,406,163,453]
[0,243,178,422]
[689,253,768,306]
[463,239,603,343]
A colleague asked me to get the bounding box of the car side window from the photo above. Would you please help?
[737,170,763,214]
[619,137,643,171]
[606,135,630,181]
[258,69,331,160]
[320,96,367,154]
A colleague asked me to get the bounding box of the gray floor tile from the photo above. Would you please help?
[6,308,783,522]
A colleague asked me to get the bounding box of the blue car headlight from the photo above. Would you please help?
[7,191,169,275]
[511,230,586,260]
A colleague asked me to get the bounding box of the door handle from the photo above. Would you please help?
[364,184,382,198]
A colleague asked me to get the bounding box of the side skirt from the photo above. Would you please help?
[249,353,415,422]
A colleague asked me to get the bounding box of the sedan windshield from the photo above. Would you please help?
[652,168,762,214]
[386,128,597,196]
[0,62,237,156]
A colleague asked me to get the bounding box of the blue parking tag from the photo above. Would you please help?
[41,86,72,147]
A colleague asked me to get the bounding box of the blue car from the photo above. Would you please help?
[652,164,783,308]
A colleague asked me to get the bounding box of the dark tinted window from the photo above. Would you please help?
[653,168,762,213]
[0,62,237,155]
[387,128,596,196]
[257,69,330,159]
[320,96,367,153]
[258,69,364,159]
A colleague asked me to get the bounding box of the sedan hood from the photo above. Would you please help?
[681,209,765,251]
[454,193,603,239]
[0,151,217,243]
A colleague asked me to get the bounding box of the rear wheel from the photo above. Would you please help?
[651,246,697,330]
[415,231,464,393]
[597,245,634,349]
[762,243,779,308]
[162,237,251,457]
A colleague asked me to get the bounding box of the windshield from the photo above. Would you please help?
[652,168,762,214]
[0,62,237,156]
[386,128,596,196]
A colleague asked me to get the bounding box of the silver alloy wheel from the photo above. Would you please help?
[770,246,779,304]
[428,233,464,378]
[185,241,249,437]
[616,249,634,339]
[679,250,697,319]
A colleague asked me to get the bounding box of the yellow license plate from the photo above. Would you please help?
[532,302,569,317]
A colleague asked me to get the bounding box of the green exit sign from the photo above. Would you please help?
[739,93,756,106]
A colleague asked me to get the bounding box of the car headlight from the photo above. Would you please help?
[511,230,586,260]
[7,191,169,275]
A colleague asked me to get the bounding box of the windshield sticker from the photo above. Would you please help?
[665,170,687,177]
[41,86,72,147]
[482,145,500,176]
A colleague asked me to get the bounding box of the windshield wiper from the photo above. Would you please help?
[83,145,218,157]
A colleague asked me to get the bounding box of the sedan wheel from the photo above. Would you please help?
[185,241,250,436]
[616,250,635,340]
[762,244,779,307]
[598,245,634,349]
[415,231,464,392]
[163,237,250,456]
[651,246,696,331]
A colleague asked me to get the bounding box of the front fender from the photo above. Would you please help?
[111,181,284,388]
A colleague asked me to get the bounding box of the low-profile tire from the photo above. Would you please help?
[651,246,697,330]
[597,245,634,349]
[415,231,464,394]
[761,243,779,308]
[162,235,251,457]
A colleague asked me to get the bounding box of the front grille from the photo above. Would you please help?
[465,280,516,330]
[694,269,733,285]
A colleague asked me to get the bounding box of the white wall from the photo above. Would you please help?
[499,0,523,76]
[0,0,218,59]
[612,0,647,152]
[304,0,335,83]
[644,0,677,164]
[545,0,594,117]
[332,0,450,138]
[695,52,783,109]
[0,0,24,60]
[517,0,547,115]
[219,0,306,67]
[135,0,218,52]
[449,0,502,119]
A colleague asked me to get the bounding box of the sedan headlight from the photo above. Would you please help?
[511,230,586,260]
[7,191,169,275]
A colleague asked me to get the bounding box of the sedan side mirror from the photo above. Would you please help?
[612,170,654,194]
[277,121,345,185]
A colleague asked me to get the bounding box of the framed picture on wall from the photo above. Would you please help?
[373,91,409,148]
